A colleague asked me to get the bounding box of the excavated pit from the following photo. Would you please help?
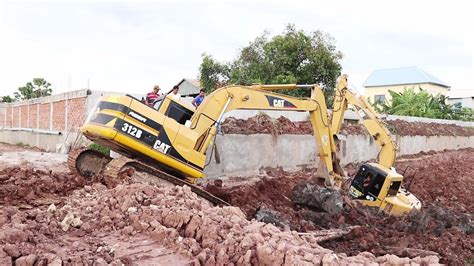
[205,148,474,265]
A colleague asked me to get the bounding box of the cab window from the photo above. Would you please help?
[165,101,193,125]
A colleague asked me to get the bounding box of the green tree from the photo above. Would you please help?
[199,54,230,92]
[1,95,14,102]
[199,24,343,102]
[14,78,53,100]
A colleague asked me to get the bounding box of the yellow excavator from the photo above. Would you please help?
[69,75,421,215]
[331,75,421,214]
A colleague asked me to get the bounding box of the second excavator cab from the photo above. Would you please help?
[349,163,421,215]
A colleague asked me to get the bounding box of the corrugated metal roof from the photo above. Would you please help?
[364,67,450,88]
[177,78,200,88]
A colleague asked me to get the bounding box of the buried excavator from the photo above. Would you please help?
[69,75,421,216]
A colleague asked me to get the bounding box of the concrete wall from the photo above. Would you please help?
[203,134,474,178]
[447,97,474,109]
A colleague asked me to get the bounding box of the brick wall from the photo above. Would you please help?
[0,89,89,132]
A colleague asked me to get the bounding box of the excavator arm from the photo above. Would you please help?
[331,74,397,168]
[190,84,343,186]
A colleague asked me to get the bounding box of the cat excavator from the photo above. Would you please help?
[69,75,421,216]
[331,75,421,214]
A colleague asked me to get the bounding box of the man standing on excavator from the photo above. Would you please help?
[192,89,206,108]
[145,85,161,106]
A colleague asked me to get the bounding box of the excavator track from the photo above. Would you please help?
[67,148,112,179]
[103,157,230,207]
[68,148,229,206]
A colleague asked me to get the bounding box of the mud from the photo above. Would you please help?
[205,149,474,265]
[221,114,474,136]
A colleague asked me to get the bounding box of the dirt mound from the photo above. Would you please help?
[206,149,474,264]
[394,148,474,213]
[221,114,474,136]
[386,119,474,136]
[0,167,86,206]
[221,114,312,135]
[206,167,317,232]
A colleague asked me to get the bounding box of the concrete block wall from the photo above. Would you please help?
[204,134,474,178]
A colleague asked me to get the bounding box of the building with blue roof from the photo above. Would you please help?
[364,67,450,104]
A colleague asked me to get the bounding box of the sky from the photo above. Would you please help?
[0,0,472,97]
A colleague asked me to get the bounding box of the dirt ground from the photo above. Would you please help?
[205,148,474,265]
[221,114,474,136]
[0,142,441,265]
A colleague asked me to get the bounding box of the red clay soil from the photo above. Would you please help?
[205,148,474,265]
[1,165,437,265]
[0,167,86,206]
[206,167,317,232]
[221,114,474,136]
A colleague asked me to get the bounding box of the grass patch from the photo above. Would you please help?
[88,143,110,156]
[15,142,30,147]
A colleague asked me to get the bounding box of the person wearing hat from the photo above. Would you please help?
[146,85,161,107]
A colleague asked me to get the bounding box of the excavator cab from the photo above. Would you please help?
[349,163,421,215]
[154,95,195,125]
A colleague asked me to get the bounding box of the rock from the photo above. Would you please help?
[254,207,289,228]
[2,243,20,257]
[60,213,82,231]
[43,253,62,266]
[47,204,57,213]
[127,207,138,214]
[15,254,37,266]
[4,228,28,243]
[291,182,343,214]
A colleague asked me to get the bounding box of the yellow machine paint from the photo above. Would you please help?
[80,75,421,216]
